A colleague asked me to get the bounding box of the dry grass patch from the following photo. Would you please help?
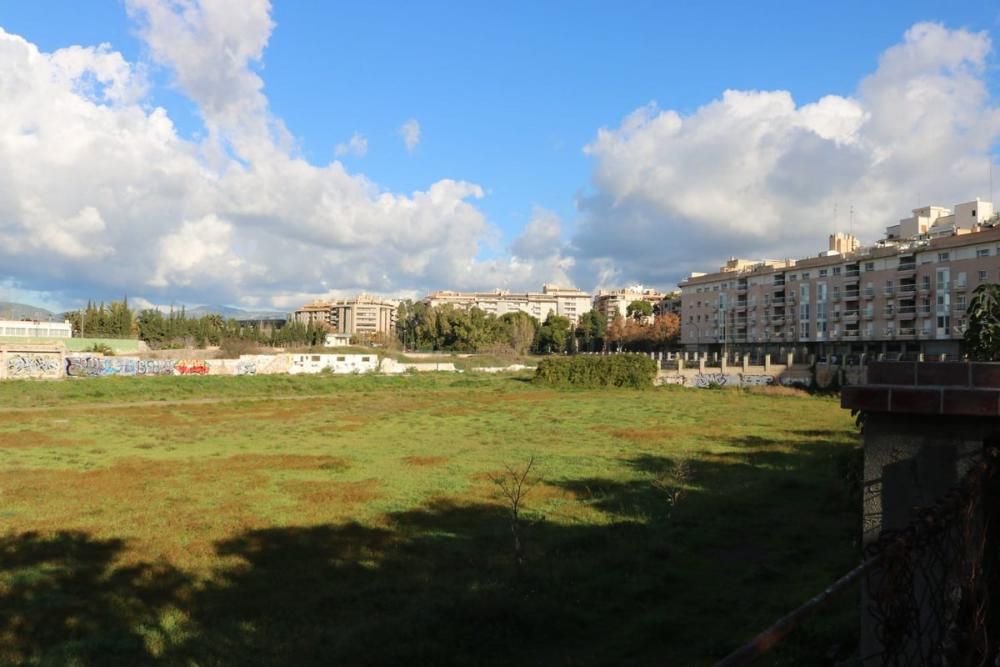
[402,455,449,467]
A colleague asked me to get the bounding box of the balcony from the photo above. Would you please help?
[832,292,842,302]
[897,306,916,319]
[936,282,950,291]
[843,310,859,320]
[844,291,860,300]
[918,305,932,316]
[952,282,968,292]
[898,262,916,273]
[771,298,785,307]
[882,308,895,318]
[771,315,785,324]
[845,268,860,278]
[883,287,895,297]
[843,330,860,339]
[897,327,917,339]
[863,309,874,320]
[830,311,841,321]
[863,287,875,299]
[898,283,917,294]
[952,303,968,313]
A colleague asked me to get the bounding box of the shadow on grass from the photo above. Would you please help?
[0,437,860,666]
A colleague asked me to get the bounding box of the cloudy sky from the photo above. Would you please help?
[1,1,998,311]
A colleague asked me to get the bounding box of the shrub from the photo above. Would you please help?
[83,343,114,356]
[533,354,657,388]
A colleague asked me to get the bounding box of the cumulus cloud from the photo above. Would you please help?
[0,1,534,308]
[399,118,421,152]
[511,206,563,259]
[572,22,1000,289]
[334,132,368,158]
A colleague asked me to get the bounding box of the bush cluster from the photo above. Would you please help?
[533,354,658,388]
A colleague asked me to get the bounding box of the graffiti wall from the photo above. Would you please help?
[5,353,63,379]
[136,359,176,376]
[66,356,139,378]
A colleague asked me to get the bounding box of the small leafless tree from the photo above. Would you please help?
[489,456,539,574]
[652,459,691,520]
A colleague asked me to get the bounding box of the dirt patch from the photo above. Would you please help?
[0,430,92,449]
[402,455,448,467]
[282,479,380,506]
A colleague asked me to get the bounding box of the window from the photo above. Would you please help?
[362,357,371,362]
[789,274,798,281]
[801,272,810,280]
[938,252,950,262]
[819,269,828,277]
[337,356,346,362]
[977,248,990,258]
[311,355,321,362]
[799,322,810,338]
[865,262,875,272]
[833,267,842,276]
[980,270,988,282]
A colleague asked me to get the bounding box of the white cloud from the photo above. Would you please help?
[572,22,1000,289]
[334,132,368,158]
[511,206,563,259]
[399,118,421,152]
[0,1,540,308]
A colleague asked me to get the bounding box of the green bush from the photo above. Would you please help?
[533,354,658,388]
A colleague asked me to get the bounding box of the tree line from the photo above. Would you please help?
[396,299,679,354]
[63,298,680,354]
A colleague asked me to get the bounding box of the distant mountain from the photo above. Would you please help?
[185,304,288,320]
[0,301,57,321]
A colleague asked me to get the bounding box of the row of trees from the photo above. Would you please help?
[65,300,325,350]
[395,299,680,354]
[63,297,681,354]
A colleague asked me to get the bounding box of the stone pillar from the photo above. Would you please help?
[677,357,685,371]
[786,352,794,368]
[720,356,728,373]
[808,353,816,366]
[698,358,706,373]
[763,353,771,373]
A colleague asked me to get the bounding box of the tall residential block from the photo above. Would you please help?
[293,294,398,338]
[424,284,592,325]
[679,199,1000,357]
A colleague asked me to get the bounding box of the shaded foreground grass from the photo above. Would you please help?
[0,375,861,665]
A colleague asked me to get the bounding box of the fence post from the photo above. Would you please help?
[764,353,771,373]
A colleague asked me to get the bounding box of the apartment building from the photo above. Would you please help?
[679,199,1000,357]
[293,294,398,338]
[594,285,668,323]
[424,284,592,325]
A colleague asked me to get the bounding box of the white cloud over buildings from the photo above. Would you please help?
[0,7,995,308]
[571,22,1000,289]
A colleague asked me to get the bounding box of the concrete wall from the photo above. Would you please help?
[0,344,65,380]
[288,353,379,375]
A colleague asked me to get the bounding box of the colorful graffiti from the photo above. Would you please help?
[66,357,138,378]
[6,353,61,379]
[136,359,176,376]
[174,361,209,376]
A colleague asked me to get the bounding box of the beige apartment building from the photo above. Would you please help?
[293,294,398,338]
[594,285,669,323]
[424,284,592,325]
[679,199,1000,357]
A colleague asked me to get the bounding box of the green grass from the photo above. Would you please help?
[0,375,861,665]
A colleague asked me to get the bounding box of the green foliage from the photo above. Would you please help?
[626,300,653,320]
[65,298,133,338]
[533,353,658,388]
[964,283,1000,360]
[575,309,607,352]
[396,301,540,353]
[134,308,321,350]
[533,313,572,354]
[82,343,115,356]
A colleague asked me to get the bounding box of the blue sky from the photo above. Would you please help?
[1,1,999,311]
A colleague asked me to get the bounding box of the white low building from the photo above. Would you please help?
[288,353,379,374]
[0,319,72,338]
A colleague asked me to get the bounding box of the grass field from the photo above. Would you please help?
[0,373,861,665]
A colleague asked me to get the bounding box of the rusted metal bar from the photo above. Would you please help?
[713,556,878,667]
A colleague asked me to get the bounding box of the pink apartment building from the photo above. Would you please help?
[679,199,1000,358]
